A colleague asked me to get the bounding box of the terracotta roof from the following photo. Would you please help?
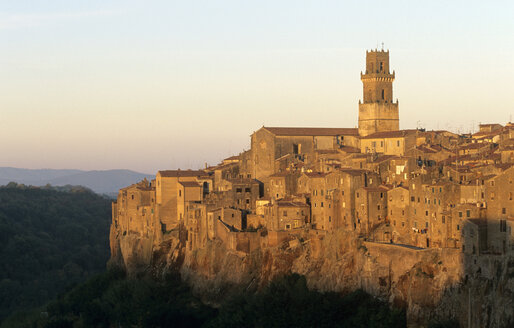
[339,145,361,153]
[178,181,201,188]
[263,126,359,136]
[304,172,328,178]
[339,168,369,176]
[457,143,492,150]
[158,170,209,178]
[372,155,399,163]
[361,129,417,139]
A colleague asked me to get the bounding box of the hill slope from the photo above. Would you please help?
[0,184,112,322]
[0,168,153,195]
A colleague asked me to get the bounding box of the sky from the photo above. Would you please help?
[1,1,513,173]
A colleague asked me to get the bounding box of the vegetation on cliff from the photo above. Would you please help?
[0,183,112,322]
[9,270,406,328]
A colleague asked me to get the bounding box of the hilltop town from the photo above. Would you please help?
[110,50,514,326]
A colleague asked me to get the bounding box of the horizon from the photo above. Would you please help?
[2,1,513,173]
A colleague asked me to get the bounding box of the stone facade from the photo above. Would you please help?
[109,48,514,328]
[358,50,399,137]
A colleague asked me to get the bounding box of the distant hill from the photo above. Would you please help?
[0,168,154,195]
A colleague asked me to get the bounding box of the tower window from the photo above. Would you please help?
[380,62,383,71]
[381,89,385,100]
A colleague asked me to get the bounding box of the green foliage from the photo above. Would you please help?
[0,183,111,322]
[9,272,406,328]
[428,319,460,328]
[14,269,216,328]
[209,273,406,328]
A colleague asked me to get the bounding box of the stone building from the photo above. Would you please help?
[155,170,212,231]
[249,127,359,180]
[360,130,417,156]
[358,49,399,137]
[111,48,514,275]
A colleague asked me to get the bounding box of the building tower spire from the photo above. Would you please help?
[358,49,399,137]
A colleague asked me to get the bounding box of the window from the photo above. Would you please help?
[321,202,324,208]
[378,205,381,210]
[179,190,182,197]
[286,224,291,230]
[321,190,324,196]
[246,199,250,204]
[466,210,470,218]
[411,196,415,202]
[502,208,506,214]
[500,220,507,232]
[442,216,445,224]
[425,211,429,216]
[236,188,242,193]
[426,222,429,228]
[356,192,360,198]
[380,192,383,198]
[457,224,460,231]
[329,216,332,222]
[458,212,463,218]
[402,210,405,215]
[509,192,513,200]
[245,187,251,193]
[397,140,400,147]
[283,211,287,216]
[380,62,383,71]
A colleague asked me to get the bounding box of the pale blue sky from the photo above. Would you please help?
[1,1,513,173]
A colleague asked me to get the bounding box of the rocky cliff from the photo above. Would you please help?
[110,228,514,328]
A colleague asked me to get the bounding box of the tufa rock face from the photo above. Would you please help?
[110,226,514,327]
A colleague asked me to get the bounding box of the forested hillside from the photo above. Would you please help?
[5,271,407,328]
[0,183,112,322]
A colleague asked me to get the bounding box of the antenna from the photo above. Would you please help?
[381,42,384,51]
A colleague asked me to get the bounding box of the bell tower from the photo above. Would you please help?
[358,49,399,137]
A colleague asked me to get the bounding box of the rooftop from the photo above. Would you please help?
[361,129,417,139]
[158,170,209,178]
[263,126,359,137]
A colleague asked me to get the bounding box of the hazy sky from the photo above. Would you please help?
[1,1,513,173]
